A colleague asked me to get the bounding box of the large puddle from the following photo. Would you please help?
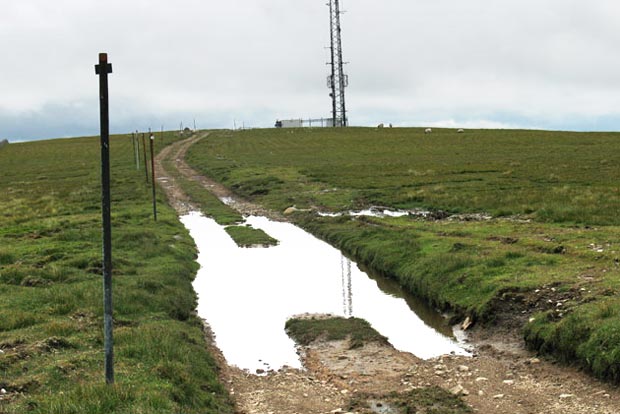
[181,212,469,373]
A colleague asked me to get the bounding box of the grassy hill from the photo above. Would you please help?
[185,127,620,382]
[186,127,620,224]
[0,135,233,413]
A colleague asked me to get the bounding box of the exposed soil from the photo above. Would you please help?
[155,133,283,220]
[156,135,620,414]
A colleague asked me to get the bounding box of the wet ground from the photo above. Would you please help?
[156,134,620,414]
[182,212,468,373]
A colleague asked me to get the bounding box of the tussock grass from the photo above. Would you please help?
[0,133,233,413]
[525,297,620,382]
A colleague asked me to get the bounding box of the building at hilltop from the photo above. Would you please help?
[275,118,335,128]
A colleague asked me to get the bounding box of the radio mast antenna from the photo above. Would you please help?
[327,0,348,127]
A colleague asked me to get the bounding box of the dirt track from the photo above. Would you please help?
[156,134,620,414]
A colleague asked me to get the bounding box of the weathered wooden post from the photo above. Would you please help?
[131,133,136,168]
[95,52,114,385]
[141,132,149,183]
[133,131,140,170]
[149,133,157,221]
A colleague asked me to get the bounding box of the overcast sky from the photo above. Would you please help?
[2,0,620,141]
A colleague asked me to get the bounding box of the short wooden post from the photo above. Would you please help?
[149,133,157,221]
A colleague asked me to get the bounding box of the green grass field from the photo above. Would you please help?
[186,127,620,224]
[184,127,620,383]
[0,134,233,413]
[4,124,620,408]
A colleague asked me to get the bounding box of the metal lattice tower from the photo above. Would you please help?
[327,0,348,127]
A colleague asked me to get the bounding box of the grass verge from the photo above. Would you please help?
[0,133,233,413]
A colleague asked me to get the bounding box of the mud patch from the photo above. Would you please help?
[349,388,472,414]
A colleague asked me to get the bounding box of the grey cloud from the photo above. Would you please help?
[2,0,620,140]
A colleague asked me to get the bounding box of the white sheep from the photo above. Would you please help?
[424,128,432,134]
[377,123,384,128]
[457,129,465,133]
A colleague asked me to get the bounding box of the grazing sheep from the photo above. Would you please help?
[377,123,384,128]
[424,128,432,134]
[457,129,465,133]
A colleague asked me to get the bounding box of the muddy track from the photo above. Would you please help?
[155,132,285,220]
[156,135,620,414]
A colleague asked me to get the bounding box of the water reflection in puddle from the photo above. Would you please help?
[318,208,411,218]
[181,212,469,373]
